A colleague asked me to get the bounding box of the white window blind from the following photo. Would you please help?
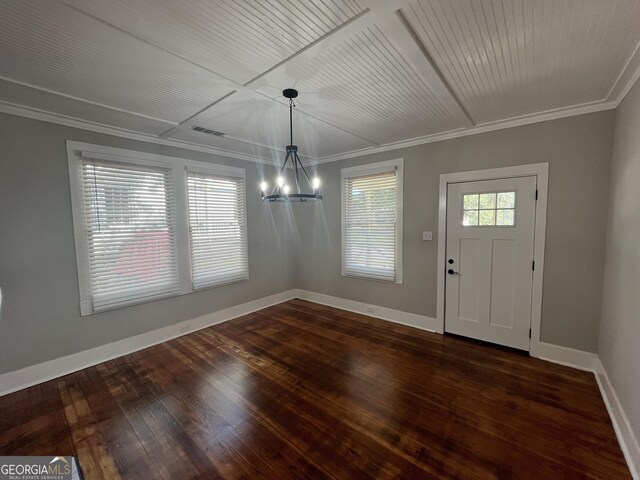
[187,171,248,289]
[343,168,398,282]
[80,158,180,311]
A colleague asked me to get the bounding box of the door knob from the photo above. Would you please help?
[447,269,460,275]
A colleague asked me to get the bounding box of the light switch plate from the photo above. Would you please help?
[422,231,433,241]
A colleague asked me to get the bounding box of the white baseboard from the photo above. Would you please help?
[0,289,297,397]
[292,292,638,478]
[535,341,599,372]
[295,291,639,479]
[1,288,636,479]
[293,289,440,333]
[595,359,640,480]
[505,331,638,474]
[0,288,437,397]
[535,343,638,478]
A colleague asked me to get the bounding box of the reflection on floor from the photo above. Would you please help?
[0,299,631,479]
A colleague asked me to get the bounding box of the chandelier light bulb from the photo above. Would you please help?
[276,176,285,187]
[312,177,321,190]
[283,185,290,195]
[260,181,268,192]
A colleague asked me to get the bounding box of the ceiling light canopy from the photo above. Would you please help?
[261,89,321,203]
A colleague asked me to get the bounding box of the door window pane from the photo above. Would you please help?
[479,209,496,226]
[497,192,515,208]
[479,193,496,209]
[496,209,515,226]
[463,191,516,227]
[463,210,479,226]
[464,194,479,210]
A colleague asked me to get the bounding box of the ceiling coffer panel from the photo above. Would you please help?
[257,23,465,145]
[0,79,174,135]
[180,91,375,159]
[401,0,640,124]
[63,0,367,85]
[0,0,639,160]
[0,0,234,123]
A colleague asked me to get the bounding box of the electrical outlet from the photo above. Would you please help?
[179,324,191,333]
[366,307,375,314]
[422,231,433,241]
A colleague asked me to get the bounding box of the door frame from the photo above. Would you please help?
[436,163,549,356]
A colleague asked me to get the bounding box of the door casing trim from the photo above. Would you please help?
[436,163,549,356]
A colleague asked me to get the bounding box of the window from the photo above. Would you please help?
[80,159,179,312]
[463,191,516,226]
[341,159,403,283]
[68,142,248,315]
[187,171,248,289]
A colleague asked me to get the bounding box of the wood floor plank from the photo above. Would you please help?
[0,299,631,479]
[262,308,616,447]
[99,358,212,480]
[167,336,375,480]
[213,313,602,478]
[58,374,121,480]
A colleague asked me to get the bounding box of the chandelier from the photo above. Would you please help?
[261,89,321,202]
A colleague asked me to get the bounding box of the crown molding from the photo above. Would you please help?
[0,96,620,170]
[0,93,622,171]
[1,0,639,169]
[0,101,289,167]
[312,99,618,165]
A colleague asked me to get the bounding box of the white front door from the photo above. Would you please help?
[445,176,537,350]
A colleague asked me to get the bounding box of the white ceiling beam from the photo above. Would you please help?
[41,1,476,153]
[62,2,239,90]
[0,75,177,127]
[608,36,640,106]
[228,8,383,147]
[158,91,238,139]
[232,0,475,142]
[64,1,378,149]
[240,8,385,146]
[8,0,635,163]
[361,0,474,128]
[243,9,373,90]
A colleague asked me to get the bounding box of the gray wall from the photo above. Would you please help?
[294,111,615,352]
[0,108,617,376]
[599,80,640,438]
[0,113,297,374]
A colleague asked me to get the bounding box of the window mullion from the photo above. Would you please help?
[173,165,193,294]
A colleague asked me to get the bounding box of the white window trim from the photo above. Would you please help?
[66,141,247,316]
[341,158,404,284]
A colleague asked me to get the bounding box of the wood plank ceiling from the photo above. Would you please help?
[1,0,639,163]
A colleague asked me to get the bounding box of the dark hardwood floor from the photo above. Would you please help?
[0,299,630,479]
